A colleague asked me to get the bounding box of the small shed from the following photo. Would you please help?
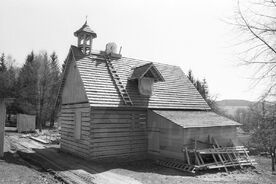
[17,114,36,133]
[56,22,240,161]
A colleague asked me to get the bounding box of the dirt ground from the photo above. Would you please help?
[2,131,276,184]
[102,157,276,184]
[0,152,61,184]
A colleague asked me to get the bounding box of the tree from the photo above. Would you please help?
[235,0,276,98]
[187,69,195,84]
[49,52,60,127]
[17,51,39,115]
[0,53,7,72]
[235,0,276,172]
[17,51,61,131]
[250,101,276,172]
[186,70,219,111]
[0,54,16,98]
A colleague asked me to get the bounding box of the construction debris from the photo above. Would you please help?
[156,136,257,173]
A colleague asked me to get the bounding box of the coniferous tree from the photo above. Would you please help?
[17,51,39,116]
[0,53,16,98]
[187,70,218,111]
[49,52,60,127]
[0,53,7,72]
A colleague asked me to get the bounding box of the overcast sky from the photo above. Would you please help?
[0,0,264,101]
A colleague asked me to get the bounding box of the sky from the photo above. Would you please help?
[0,0,265,101]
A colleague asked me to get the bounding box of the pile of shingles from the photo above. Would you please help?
[157,137,257,173]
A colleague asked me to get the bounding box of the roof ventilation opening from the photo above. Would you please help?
[128,62,165,96]
[105,42,122,59]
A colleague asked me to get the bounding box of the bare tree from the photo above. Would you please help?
[235,0,276,172]
[235,0,276,98]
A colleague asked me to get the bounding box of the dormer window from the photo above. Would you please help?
[129,62,164,96]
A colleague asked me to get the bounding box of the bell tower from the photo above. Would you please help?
[74,21,97,55]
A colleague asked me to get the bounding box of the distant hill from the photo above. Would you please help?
[216,99,253,116]
[216,99,253,107]
[217,99,276,118]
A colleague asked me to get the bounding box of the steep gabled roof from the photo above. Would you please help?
[129,62,164,82]
[67,46,210,110]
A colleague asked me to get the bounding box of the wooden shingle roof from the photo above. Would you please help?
[74,21,97,38]
[153,110,241,128]
[70,46,210,110]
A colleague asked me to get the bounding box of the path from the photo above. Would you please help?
[6,134,141,184]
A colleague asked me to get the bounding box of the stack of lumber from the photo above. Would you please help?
[187,146,257,172]
[183,137,257,172]
[156,136,256,173]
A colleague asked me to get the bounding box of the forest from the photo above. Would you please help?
[0,51,62,130]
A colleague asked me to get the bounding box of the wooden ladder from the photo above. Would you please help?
[105,58,133,106]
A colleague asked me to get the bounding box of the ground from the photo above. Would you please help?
[0,152,61,184]
[102,157,276,184]
[1,130,276,184]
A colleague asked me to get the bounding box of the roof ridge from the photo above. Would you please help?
[121,56,183,69]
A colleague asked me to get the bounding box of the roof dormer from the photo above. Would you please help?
[129,62,164,96]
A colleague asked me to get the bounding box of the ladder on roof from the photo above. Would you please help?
[105,58,133,106]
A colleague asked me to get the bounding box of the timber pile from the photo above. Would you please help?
[157,136,256,173]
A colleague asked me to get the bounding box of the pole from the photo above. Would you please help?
[0,99,6,158]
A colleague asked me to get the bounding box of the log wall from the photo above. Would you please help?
[148,110,238,161]
[90,109,148,160]
[59,103,91,158]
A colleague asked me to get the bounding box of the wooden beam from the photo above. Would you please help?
[0,99,6,158]
[185,147,190,165]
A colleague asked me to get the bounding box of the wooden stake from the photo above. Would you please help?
[213,145,228,172]
[0,99,6,158]
[194,151,200,166]
[185,147,191,165]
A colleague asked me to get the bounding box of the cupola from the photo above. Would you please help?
[74,21,97,55]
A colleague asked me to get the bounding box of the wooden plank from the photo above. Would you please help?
[92,119,146,124]
[61,130,90,139]
[61,135,90,145]
[93,108,146,112]
[185,147,190,165]
[60,144,89,158]
[61,103,90,109]
[91,151,146,160]
[60,108,90,114]
[93,146,147,156]
[60,115,90,122]
[92,139,146,147]
[92,131,146,138]
[213,146,228,172]
[60,119,90,125]
[92,143,146,152]
[92,123,131,129]
[61,122,90,129]
[92,128,146,133]
[91,114,146,119]
[60,139,89,152]
[91,136,146,143]
[0,100,5,157]
[61,128,90,136]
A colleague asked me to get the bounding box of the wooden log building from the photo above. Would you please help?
[56,22,240,161]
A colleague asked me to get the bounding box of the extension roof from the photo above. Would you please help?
[153,110,241,128]
[63,46,210,110]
